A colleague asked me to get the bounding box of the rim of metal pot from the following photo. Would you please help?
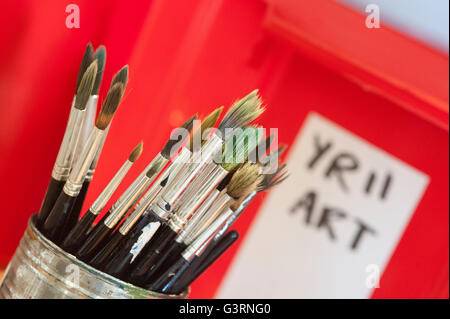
[27,215,189,299]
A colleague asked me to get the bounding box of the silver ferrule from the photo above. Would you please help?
[167,165,228,233]
[89,160,133,215]
[182,207,234,261]
[171,162,217,214]
[74,95,98,166]
[110,154,165,212]
[175,188,220,244]
[63,127,104,196]
[214,191,257,241]
[183,190,232,245]
[52,98,86,181]
[105,175,151,229]
[159,133,223,208]
[88,124,110,179]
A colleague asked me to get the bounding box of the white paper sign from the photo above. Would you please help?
[217,112,429,299]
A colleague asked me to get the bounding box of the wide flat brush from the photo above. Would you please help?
[60,141,143,253]
[69,64,128,231]
[42,82,124,244]
[36,45,96,228]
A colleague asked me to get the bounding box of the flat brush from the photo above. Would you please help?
[146,202,238,293]
[41,82,124,244]
[150,91,264,223]
[69,64,128,230]
[36,49,96,228]
[173,230,239,294]
[127,138,261,286]
[76,159,163,262]
[60,141,143,253]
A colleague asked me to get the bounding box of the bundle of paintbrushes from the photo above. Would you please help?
[36,43,288,295]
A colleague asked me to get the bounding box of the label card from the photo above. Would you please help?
[217,112,429,298]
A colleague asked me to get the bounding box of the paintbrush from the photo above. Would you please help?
[89,115,201,269]
[70,46,107,223]
[76,159,164,262]
[147,91,264,227]
[68,64,128,231]
[41,82,124,244]
[77,115,195,262]
[172,230,239,294]
[60,141,143,253]
[36,45,96,228]
[126,129,262,286]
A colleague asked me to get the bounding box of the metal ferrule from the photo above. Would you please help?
[105,175,152,229]
[175,188,220,244]
[182,207,234,261]
[110,154,165,212]
[167,165,228,233]
[214,191,257,241]
[183,190,232,245]
[86,124,111,182]
[52,98,86,181]
[171,162,217,213]
[159,133,223,208]
[63,127,104,197]
[74,95,98,166]
[89,160,133,215]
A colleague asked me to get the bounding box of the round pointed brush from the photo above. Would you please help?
[41,82,124,244]
[69,64,128,231]
[60,141,143,253]
[36,47,96,228]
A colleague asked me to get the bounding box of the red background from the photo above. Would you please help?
[0,0,448,298]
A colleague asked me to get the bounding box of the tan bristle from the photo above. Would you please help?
[111,65,129,87]
[227,162,262,199]
[74,60,98,110]
[189,106,223,152]
[95,83,124,130]
[128,141,144,162]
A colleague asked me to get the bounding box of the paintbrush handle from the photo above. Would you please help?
[102,212,163,279]
[41,192,77,244]
[60,209,97,254]
[66,180,90,233]
[147,257,190,294]
[36,178,66,228]
[176,230,239,293]
[76,222,112,262]
[127,224,178,286]
[89,231,124,270]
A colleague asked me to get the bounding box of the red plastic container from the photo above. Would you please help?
[0,0,447,298]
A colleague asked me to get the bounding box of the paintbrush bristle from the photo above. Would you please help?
[227,162,263,200]
[95,83,124,130]
[74,60,98,110]
[189,106,223,152]
[111,65,129,88]
[76,43,95,91]
[128,141,144,162]
[161,114,197,159]
[218,90,265,140]
[146,158,164,178]
[219,126,262,171]
[258,163,288,191]
[92,46,107,95]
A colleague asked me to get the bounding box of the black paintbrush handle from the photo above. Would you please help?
[128,224,178,286]
[65,180,90,234]
[76,222,112,262]
[102,212,163,280]
[145,239,187,283]
[89,231,124,270]
[41,192,77,244]
[36,178,66,229]
[147,257,191,294]
[175,230,239,292]
[60,209,97,254]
